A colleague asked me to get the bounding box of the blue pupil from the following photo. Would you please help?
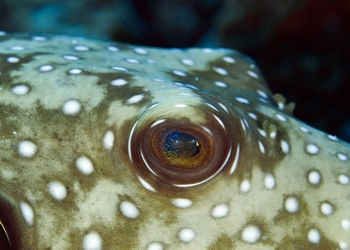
[163,131,201,159]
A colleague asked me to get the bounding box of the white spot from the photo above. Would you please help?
[339,241,348,250]
[280,140,290,154]
[212,204,229,218]
[6,56,20,63]
[68,68,82,74]
[48,181,67,200]
[258,128,267,137]
[111,66,128,72]
[125,58,140,64]
[275,113,288,122]
[0,31,6,36]
[207,103,219,111]
[308,229,321,244]
[10,46,24,51]
[171,198,192,208]
[32,35,47,41]
[285,197,299,213]
[230,144,240,175]
[147,59,155,64]
[247,112,257,120]
[214,81,227,88]
[174,104,187,108]
[19,202,34,225]
[127,94,144,104]
[120,201,139,219]
[300,126,310,133]
[202,48,213,53]
[83,232,102,250]
[178,228,196,243]
[327,134,338,141]
[258,141,265,154]
[172,70,187,77]
[218,103,229,113]
[278,102,285,110]
[240,119,247,132]
[111,78,128,86]
[306,144,319,155]
[337,153,348,161]
[134,47,148,55]
[213,66,228,75]
[63,55,80,61]
[308,170,321,185]
[150,119,166,128]
[338,174,350,184]
[103,130,114,150]
[341,219,350,230]
[147,242,164,250]
[74,45,89,51]
[76,156,94,175]
[62,99,81,115]
[235,97,250,104]
[247,70,258,78]
[18,140,37,158]
[257,89,268,99]
[269,130,277,138]
[11,85,29,95]
[258,97,269,103]
[137,176,156,192]
[240,179,251,193]
[264,173,275,190]
[107,46,119,52]
[223,56,236,63]
[241,225,261,243]
[181,58,194,66]
[320,202,333,216]
[39,64,53,72]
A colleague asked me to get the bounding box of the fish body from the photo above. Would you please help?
[0,32,349,249]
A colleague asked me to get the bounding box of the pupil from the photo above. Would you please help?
[164,131,201,159]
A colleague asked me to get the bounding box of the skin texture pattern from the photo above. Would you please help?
[0,32,349,250]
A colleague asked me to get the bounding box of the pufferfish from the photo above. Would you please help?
[0,31,349,250]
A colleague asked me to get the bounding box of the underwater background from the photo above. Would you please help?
[0,0,349,142]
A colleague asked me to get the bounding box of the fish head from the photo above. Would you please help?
[0,32,349,249]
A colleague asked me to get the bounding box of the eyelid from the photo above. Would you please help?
[128,101,239,192]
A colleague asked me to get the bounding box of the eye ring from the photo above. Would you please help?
[128,101,238,190]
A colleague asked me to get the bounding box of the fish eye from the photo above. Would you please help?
[163,130,201,160]
[153,125,210,170]
[128,102,237,190]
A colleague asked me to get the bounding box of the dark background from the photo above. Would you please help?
[0,0,349,142]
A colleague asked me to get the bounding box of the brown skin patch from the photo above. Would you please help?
[0,53,48,88]
[276,227,338,250]
[273,194,310,225]
[86,72,152,108]
[0,104,21,140]
[209,234,235,250]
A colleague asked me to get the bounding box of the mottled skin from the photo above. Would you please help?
[0,33,349,250]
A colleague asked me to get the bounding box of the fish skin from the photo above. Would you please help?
[0,32,349,250]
